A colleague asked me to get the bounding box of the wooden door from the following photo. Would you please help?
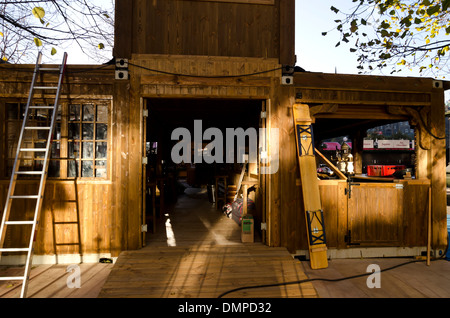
[346,183,403,246]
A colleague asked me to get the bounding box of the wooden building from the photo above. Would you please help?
[0,0,448,265]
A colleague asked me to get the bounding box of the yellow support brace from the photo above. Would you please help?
[293,104,328,269]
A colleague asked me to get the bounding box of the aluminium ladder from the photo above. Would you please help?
[0,52,68,298]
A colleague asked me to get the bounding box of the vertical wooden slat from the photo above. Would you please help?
[279,0,295,66]
[114,0,133,58]
[430,87,447,251]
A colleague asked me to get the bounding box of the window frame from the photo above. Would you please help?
[2,99,111,181]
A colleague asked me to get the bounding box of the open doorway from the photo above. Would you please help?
[143,98,264,246]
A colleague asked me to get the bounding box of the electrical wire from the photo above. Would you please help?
[127,61,283,79]
[414,107,446,140]
[217,258,445,298]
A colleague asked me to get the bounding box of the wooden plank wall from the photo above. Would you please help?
[0,65,131,259]
[292,72,448,252]
[0,181,112,256]
[114,0,295,66]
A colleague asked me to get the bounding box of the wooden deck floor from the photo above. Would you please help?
[1,187,448,299]
[0,263,113,298]
[299,257,450,298]
[98,187,318,298]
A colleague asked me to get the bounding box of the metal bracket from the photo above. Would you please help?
[296,124,315,156]
[306,209,326,246]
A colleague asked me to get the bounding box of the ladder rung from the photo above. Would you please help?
[5,221,35,225]
[34,86,58,90]
[15,171,44,175]
[0,277,26,281]
[24,127,51,130]
[39,67,60,71]
[29,106,54,109]
[20,148,47,152]
[10,195,39,199]
[0,248,30,252]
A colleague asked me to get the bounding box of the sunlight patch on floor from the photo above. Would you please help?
[165,213,177,247]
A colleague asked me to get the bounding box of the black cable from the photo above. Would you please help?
[127,61,283,79]
[414,107,446,140]
[217,258,442,298]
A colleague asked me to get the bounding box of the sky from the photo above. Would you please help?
[295,0,362,75]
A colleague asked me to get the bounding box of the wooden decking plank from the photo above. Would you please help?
[300,258,450,298]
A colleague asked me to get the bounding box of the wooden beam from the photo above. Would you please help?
[315,149,347,180]
[429,87,447,251]
[140,75,272,87]
[294,72,443,93]
[279,0,295,66]
[113,0,133,58]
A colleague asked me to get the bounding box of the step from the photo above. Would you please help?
[34,86,58,90]
[39,67,60,71]
[10,195,39,199]
[0,277,26,281]
[24,127,51,130]
[5,221,35,225]
[15,171,44,175]
[29,106,54,110]
[20,148,47,152]
[0,248,30,252]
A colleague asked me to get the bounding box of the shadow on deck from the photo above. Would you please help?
[98,187,318,298]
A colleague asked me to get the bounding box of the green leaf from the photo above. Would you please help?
[98,43,105,50]
[350,19,358,32]
[322,32,327,36]
[350,48,357,52]
[33,37,42,47]
[426,4,440,16]
[32,7,45,19]
[51,47,57,55]
[330,6,339,13]
[443,0,450,11]
[380,21,390,29]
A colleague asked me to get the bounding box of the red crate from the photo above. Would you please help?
[382,165,406,176]
[367,165,382,176]
[367,165,406,177]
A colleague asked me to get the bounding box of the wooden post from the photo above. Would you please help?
[243,184,248,215]
[427,186,432,266]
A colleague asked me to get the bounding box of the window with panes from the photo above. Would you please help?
[3,100,109,179]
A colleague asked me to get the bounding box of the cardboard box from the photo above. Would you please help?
[241,214,254,243]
